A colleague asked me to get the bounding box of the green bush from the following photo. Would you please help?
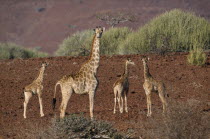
[119,29,150,54]
[55,30,93,56]
[49,115,123,138]
[55,10,210,56]
[18,115,124,139]
[56,27,131,56]
[100,27,131,55]
[120,9,210,54]
[187,48,207,66]
[0,46,10,59]
[0,43,48,59]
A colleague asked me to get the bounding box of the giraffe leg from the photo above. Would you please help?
[116,89,122,113]
[89,91,95,120]
[146,93,152,117]
[148,94,152,116]
[23,91,32,119]
[113,88,117,114]
[120,96,124,113]
[124,93,128,113]
[60,88,72,118]
[158,91,167,114]
[117,97,121,112]
[37,91,44,117]
[59,98,64,113]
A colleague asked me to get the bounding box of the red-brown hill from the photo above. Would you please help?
[1,0,210,54]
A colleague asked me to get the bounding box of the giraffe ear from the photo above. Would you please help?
[41,62,48,66]
[102,27,105,32]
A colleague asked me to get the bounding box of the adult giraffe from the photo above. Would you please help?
[53,26,105,119]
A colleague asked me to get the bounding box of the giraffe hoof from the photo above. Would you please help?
[41,114,44,117]
[24,116,26,119]
[113,111,116,114]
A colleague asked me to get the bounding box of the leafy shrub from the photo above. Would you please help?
[100,27,131,55]
[120,9,210,54]
[0,43,48,59]
[18,115,124,139]
[0,46,10,59]
[55,30,93,56]
[49,115,124,138]
[142,99,210,139]
[119,30,150,54]
[187,48,207,66]
[55,10,210,56]
[56,27,131,56]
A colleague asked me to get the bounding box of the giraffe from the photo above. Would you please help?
[23,62,48,118]
[141,57,167,117]
[53,26,105,120]
[113,58,135,114]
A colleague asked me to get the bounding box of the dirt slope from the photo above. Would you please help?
[1,0,210,54]
[0,53,209,138]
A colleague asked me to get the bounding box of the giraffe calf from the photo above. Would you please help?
[113,58,135,114]
[23,62,48,119]
[142,57,168,117]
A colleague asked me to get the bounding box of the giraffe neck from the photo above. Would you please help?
[35,67,45,83]
[123,62,129,77]
[143,62,152,80]
[88,34,100,72]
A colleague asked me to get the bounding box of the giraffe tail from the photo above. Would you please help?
[52,81,60,110]
[165,87,169,98]
[166,92,169,97]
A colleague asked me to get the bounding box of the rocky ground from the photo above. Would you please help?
[0,53,209,138]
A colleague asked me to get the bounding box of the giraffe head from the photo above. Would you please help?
[41,62,49,68]
[126,58,135,66]
[141,56,150,65]
[94,26,105,38]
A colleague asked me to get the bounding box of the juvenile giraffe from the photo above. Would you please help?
[23,62,48,118]
[53,26,105,119]
[142,57,167,117]
[113,58,135,114]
